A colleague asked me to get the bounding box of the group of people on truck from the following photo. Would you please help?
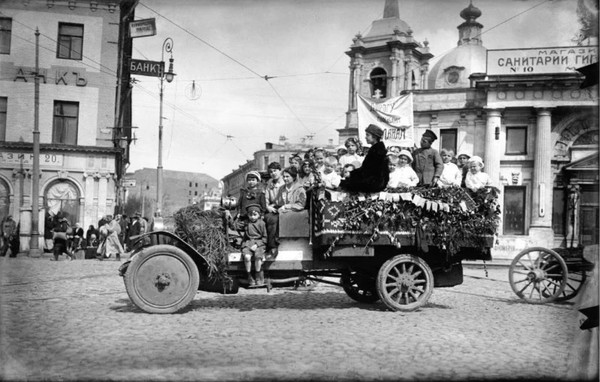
[227,124,493,286]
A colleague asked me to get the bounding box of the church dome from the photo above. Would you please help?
[460,2,482,21]
[427,1,487,89]
[427,44,486,89]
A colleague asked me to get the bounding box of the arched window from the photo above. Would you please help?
[45,180,80,225]
[370,67,387,99]
[0,178,9,220]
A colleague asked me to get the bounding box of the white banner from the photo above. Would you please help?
[357,93,414,148]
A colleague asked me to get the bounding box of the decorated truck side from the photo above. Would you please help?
[119,185,500,314]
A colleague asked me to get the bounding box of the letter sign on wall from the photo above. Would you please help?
[129,59,164,77]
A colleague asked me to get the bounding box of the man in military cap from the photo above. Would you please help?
[412,129,444,186]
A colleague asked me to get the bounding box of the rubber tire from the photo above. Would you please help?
[376,254,434,311]
[508,247,568,304]
[124,244,200,314]
[341,272,380,303]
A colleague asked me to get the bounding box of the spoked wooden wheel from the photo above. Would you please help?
[124,245,200,314]
[554,268,586,302]
[341,272,380,303]
[508,247,568,304]
[376,255,434,311]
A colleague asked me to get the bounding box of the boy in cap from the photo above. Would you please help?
[412,129,444,186]
[230,170,267,232]
[242,204,268,286]
[340,124,389,193]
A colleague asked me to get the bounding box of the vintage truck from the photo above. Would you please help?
[119,186,499,314]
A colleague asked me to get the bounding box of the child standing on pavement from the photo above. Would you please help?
[241,204,268,286]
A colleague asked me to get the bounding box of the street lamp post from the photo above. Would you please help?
[156,38,175,218]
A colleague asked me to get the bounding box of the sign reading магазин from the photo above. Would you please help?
[0,152,63,166]
[487,46,598,75]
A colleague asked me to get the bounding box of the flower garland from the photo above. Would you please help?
[320,185,501,257]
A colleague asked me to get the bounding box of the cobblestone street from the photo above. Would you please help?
[0,256,583,381]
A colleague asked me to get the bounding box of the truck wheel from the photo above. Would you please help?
[341,272,380,303]
[124,244,200,314]
[377,254,434,311]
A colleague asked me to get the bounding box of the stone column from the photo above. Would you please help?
[83,172,95,229]
[347,59,356,110]
[484,109,502,184]
[97,172,108,218]
[530,108,554,246]
[390,53,399,96]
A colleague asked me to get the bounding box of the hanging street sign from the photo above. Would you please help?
[122,179,136,188]
[129,59,164,77]
[129,18,157,38]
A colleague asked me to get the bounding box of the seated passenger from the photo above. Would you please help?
[464,156,493,191]
[320,156,341,189]
[387,150,419,188]
[264,167,307,257]
[339,137,364,168]
[313,148,326,175]
[299,159,317,190]
[342,163,355,179]
[339,124,389,193]
[241,204,267,286]
[437,149,461,187]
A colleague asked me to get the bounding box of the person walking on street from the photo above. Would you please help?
[51,217,74,261]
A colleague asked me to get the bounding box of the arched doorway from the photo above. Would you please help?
[0,178,9,221]
[45,180,80,226]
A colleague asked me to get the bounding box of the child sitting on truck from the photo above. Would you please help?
[242,204,268,286]
[464,156,493,191]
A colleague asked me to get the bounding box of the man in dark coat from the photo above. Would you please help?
[340,124,389,193]
[412,129,444,186]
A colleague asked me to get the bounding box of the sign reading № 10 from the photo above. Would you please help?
[129,59,164,77]
[487,46,598,75]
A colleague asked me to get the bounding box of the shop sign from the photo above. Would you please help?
[129,18,157,38]
[129,59,164,77]
[0,152,63,167]
[487,46,598,75]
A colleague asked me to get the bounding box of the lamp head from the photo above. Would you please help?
[165,57,176,83]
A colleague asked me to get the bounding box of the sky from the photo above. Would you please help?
[127,0,583,180]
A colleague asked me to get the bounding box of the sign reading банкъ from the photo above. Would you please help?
[487,46,598,75]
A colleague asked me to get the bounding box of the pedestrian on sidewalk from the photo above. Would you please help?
[1,216,19,258]
[51,217,74,261]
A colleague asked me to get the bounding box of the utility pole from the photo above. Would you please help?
[30,28,41,257]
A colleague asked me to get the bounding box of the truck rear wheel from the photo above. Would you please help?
[124,244,200,314]
[341,272,379,303]
[377,254,434,311]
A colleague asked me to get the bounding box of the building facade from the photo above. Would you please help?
[0,0,135,251]
[124,168,219,218]
[339,0,599,257]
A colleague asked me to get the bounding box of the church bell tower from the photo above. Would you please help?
[338,0,433,143]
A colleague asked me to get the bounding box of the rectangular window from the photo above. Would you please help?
[0,97,6,141]
[552,188,566,236]
[194,191,198,196]
[195,182,198,187]
[0,18,12,55]
[57,23,83,60]
[440,129,457,155]
[503,186,526,235]
[505,126,527,155]
[52,101,79,145]
[189,182,192,187]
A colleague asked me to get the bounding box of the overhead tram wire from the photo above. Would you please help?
[138,2,263,79]
[137,1,316,135]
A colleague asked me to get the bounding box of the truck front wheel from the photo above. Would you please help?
[124,244,200,314]
[377,254,434,311]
